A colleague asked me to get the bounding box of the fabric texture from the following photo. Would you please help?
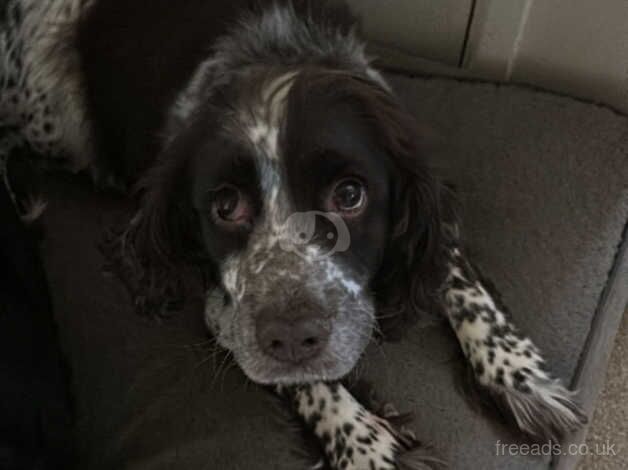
[39,74,628,469]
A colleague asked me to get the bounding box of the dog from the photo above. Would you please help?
[1,0,586,468]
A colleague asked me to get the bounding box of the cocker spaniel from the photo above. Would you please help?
[0,0,586,468]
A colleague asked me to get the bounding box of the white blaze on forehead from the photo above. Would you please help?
[243,72,300,238]
[246,70,299,161]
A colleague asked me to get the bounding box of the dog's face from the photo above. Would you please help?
[191,70,393,383]
[132,67,447,385]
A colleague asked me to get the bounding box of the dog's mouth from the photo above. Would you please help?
[233,311,373,385]
[204,288,375,385]
[239,362,353,385]
[233,343,363,385]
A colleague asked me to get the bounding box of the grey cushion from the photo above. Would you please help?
[41,74,628,469]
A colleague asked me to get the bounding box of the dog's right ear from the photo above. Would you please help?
[102,137,205,317]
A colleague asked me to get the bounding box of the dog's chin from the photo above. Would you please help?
[236,355,358,385]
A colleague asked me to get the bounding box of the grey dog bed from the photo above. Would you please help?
[39,73,628,469]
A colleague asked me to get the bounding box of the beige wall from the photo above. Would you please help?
[345,0,628,113]
[342,0,473,66]
[465,0,628,112]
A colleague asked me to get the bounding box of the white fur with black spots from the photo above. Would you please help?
[443,246,587,441]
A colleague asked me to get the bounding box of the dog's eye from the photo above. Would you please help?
[328,178,367,215]
[210,184,252,228]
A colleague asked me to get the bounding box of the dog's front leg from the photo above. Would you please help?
[442,246,587,441]
[278,382,434,470]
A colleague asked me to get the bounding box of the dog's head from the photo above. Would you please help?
[122,4,452,384]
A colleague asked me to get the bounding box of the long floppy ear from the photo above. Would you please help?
[353,79,457,337]
[375,150,456,337]
[102,138,208,317]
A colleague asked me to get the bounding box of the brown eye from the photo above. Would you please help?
[210,185,252,228]
[328,178,367,215]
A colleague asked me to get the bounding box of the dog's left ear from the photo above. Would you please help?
[355,80,456,336]
[102,136,207,317]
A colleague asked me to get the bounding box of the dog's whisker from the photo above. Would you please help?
[209,350,236,390]
[194,346,228,372]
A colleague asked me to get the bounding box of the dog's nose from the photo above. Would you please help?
[256,314,331,364]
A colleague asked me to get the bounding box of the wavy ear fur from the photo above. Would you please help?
[353,79,457,337]
[102,137,209,317]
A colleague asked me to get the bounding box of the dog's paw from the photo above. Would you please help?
[289,383,443,470]
[465,333,587,441]
[292,382,398,469]
[479,365,587,441]
[335,408,442,470]
[443,251,587,441]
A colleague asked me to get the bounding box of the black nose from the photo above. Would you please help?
[256,313,331,364]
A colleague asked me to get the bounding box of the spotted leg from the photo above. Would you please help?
[279,382,438,470]
[442,246,587,440]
